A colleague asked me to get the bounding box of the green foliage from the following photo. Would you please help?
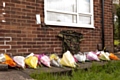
[114,22,119,39]
[114,40,120,46]
[31,61,120,80]
[116,6,120,22]
[115,5,120,41]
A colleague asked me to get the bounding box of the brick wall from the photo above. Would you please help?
[104,0,114,52]
[0,0,114,55]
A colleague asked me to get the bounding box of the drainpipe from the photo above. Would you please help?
[101,0,105,50]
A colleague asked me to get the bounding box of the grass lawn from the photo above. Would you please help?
[30,61,120,80]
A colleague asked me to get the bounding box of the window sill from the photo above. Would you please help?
[45,21,95,29]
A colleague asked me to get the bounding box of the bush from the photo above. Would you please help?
[116,5,120,42]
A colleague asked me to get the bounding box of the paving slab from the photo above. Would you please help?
[0,64,8,71]
[0,69,34,80]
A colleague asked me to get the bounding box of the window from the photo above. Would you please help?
[44,0,94,28]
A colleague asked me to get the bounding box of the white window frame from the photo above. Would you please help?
[44,0,94,28]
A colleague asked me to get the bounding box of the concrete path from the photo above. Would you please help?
[0,70,34,80]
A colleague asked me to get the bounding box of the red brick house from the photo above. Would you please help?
[0,0,114,55]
